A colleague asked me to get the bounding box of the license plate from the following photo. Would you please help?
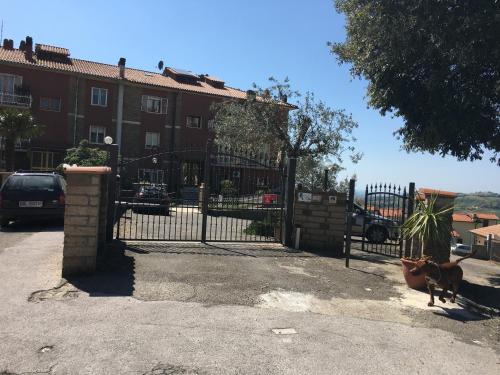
[19,201,43,208]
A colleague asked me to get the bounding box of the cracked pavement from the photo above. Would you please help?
[0,227,499,374]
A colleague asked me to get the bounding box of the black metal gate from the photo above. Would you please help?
[115,145,284,243]
[350,182,415,257]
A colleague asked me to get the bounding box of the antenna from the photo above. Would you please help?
[1,20,3,42]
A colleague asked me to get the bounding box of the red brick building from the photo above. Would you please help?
[0,36,256,187]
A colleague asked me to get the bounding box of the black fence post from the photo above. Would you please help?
[345,179,355,267]
[106,144,119,243]
[201,141,212,243]
[284,156,297,247]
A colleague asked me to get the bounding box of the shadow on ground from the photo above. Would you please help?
[125,241,316,258]
[67,241,135,297]
[458,280,500,314]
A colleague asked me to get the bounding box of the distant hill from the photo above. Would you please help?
[454,192,500,216]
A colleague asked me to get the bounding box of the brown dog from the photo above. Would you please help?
[409,250,477,306]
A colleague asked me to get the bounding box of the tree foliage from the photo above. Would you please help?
[296,155,355,192]
[331,0,500,164]
[63,140,108,167]
[0,108,40,171]
[212,77,361,163]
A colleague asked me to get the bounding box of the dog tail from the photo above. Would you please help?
[455,248,478,264]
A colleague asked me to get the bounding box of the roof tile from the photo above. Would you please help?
[0,47,248,100]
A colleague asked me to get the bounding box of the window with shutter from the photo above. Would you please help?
[141,95,167,114]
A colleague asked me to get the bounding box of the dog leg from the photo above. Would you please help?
[439,288,447,303]
[427,284,435,306]
[451,283,459,303]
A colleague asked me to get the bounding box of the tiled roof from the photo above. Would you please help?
[419,188,457,198]
[453,213,474,223]
[452,212,499,223]
[469,224,500,238]
[474,213,499,220]
[35,44,70,56]
[0,47,249,100]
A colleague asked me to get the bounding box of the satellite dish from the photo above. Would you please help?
[158,60,164,71]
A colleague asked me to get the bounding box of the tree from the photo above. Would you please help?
[330,0,500,164]
[63,140,108,167]
[296,155,354,192]
[0,108,40,171]
[212,77,361,162]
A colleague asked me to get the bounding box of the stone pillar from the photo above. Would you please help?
[62,166,111,277]
[293,191,346,255]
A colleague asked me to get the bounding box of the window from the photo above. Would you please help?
[40,97,61,111]
[186,115,202,129]
[145,132,160,149]
[31,151,55,171]
[208,119,215,130]
[0,73,22,94]
[141,95,167,114]
[89,125,106,144]
[91,87,108,106]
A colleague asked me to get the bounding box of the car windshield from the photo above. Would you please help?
[3,175,57,191]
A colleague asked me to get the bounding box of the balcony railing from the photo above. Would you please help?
[0,91,32,108]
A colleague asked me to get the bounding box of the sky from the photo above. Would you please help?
[2,0,498,193]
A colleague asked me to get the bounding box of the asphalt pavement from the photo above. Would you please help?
[0,227,498,374]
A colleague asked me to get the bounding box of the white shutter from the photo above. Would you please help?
[161,98,168,114]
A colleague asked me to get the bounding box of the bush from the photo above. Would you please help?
[220,179,237,197]
[63,140,108,167]
[244,213,279,237]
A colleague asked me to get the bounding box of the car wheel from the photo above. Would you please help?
[366,225,388,244]
[0,218,9,228]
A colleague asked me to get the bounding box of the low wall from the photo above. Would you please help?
[293,191,346,256]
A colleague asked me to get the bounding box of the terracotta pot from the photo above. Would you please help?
[400,258,427,290]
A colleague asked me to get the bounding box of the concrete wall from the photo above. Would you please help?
[293,191,346,256]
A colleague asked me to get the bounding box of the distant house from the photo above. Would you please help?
[452,212,499,245]
[469,224,500,246]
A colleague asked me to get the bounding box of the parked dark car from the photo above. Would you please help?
[350,203,400,244]
[132,185,170,215]
[0,172,66,227]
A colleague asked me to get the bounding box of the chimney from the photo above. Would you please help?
[2,39,14,50]
[19,40,26,51]
[118,57,126,78]
[24,36,33,60]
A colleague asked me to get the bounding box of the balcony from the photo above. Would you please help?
[0,91,32,108]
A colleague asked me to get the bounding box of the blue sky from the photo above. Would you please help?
[2,0,498,193]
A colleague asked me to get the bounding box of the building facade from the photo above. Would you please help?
[452,212,499,246]
[0,36,260,189]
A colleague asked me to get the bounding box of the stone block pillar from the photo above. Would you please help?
[293,191,347,255]
[62,166,111,277]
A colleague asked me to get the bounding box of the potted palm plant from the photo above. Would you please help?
[400,195,453,289]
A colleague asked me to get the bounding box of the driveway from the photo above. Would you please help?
[0,233,498,374]
[0,221,63,253]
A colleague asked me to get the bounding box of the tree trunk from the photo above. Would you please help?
[4,138,16,172]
